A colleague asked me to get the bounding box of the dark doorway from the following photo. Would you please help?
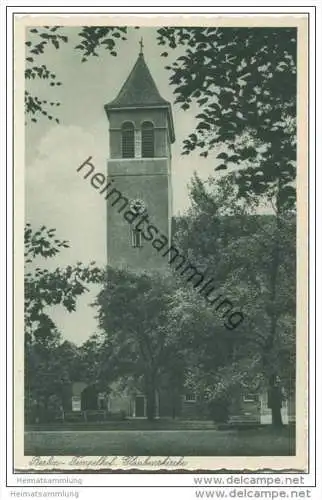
[81,385,98,410]
[135,396,145,417]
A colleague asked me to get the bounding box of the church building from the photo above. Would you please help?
[69,46,192,420]
[66,46,294,425]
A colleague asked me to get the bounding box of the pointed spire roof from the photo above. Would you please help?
[107,53,169,108]
[105,53,175,143]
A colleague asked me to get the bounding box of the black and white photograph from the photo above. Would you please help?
[13,13,309,471]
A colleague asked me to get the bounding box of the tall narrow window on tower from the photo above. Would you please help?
[141,121,155,158]
[122,122,135,158]
[131,228,142,248]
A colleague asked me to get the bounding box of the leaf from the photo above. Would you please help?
[217,152,229,160]
[215,164,228,171]
[197,97,209,106]
[228,155,240,163]
[197,122,211,131]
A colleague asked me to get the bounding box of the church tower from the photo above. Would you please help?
[104,43,175,271]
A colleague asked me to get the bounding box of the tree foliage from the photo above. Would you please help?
[24,223,103,344]
[25,26,129,124]
[25,338,82,422]
[94,268,182,420]
[173,174,296,417]
[157,27,296,209]
[24,223,104,421]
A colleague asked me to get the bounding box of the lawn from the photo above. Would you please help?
[24,426,295,456]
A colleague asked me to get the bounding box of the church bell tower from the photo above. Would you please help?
[104,43,175,271]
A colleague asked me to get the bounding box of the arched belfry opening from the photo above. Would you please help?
[141,121,154,158]
[121,121,135,158]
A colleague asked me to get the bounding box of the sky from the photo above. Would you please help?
[25,26,221,345]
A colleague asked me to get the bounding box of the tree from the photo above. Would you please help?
[24,223,104,421]
[159,32,298,413]
[25,337,83,423]
[94,267,186,421]
[25,26,129,123]
[157,27,296,211]
[167,286,239,421]
[173,174,296,426]
[24,223,103,342]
